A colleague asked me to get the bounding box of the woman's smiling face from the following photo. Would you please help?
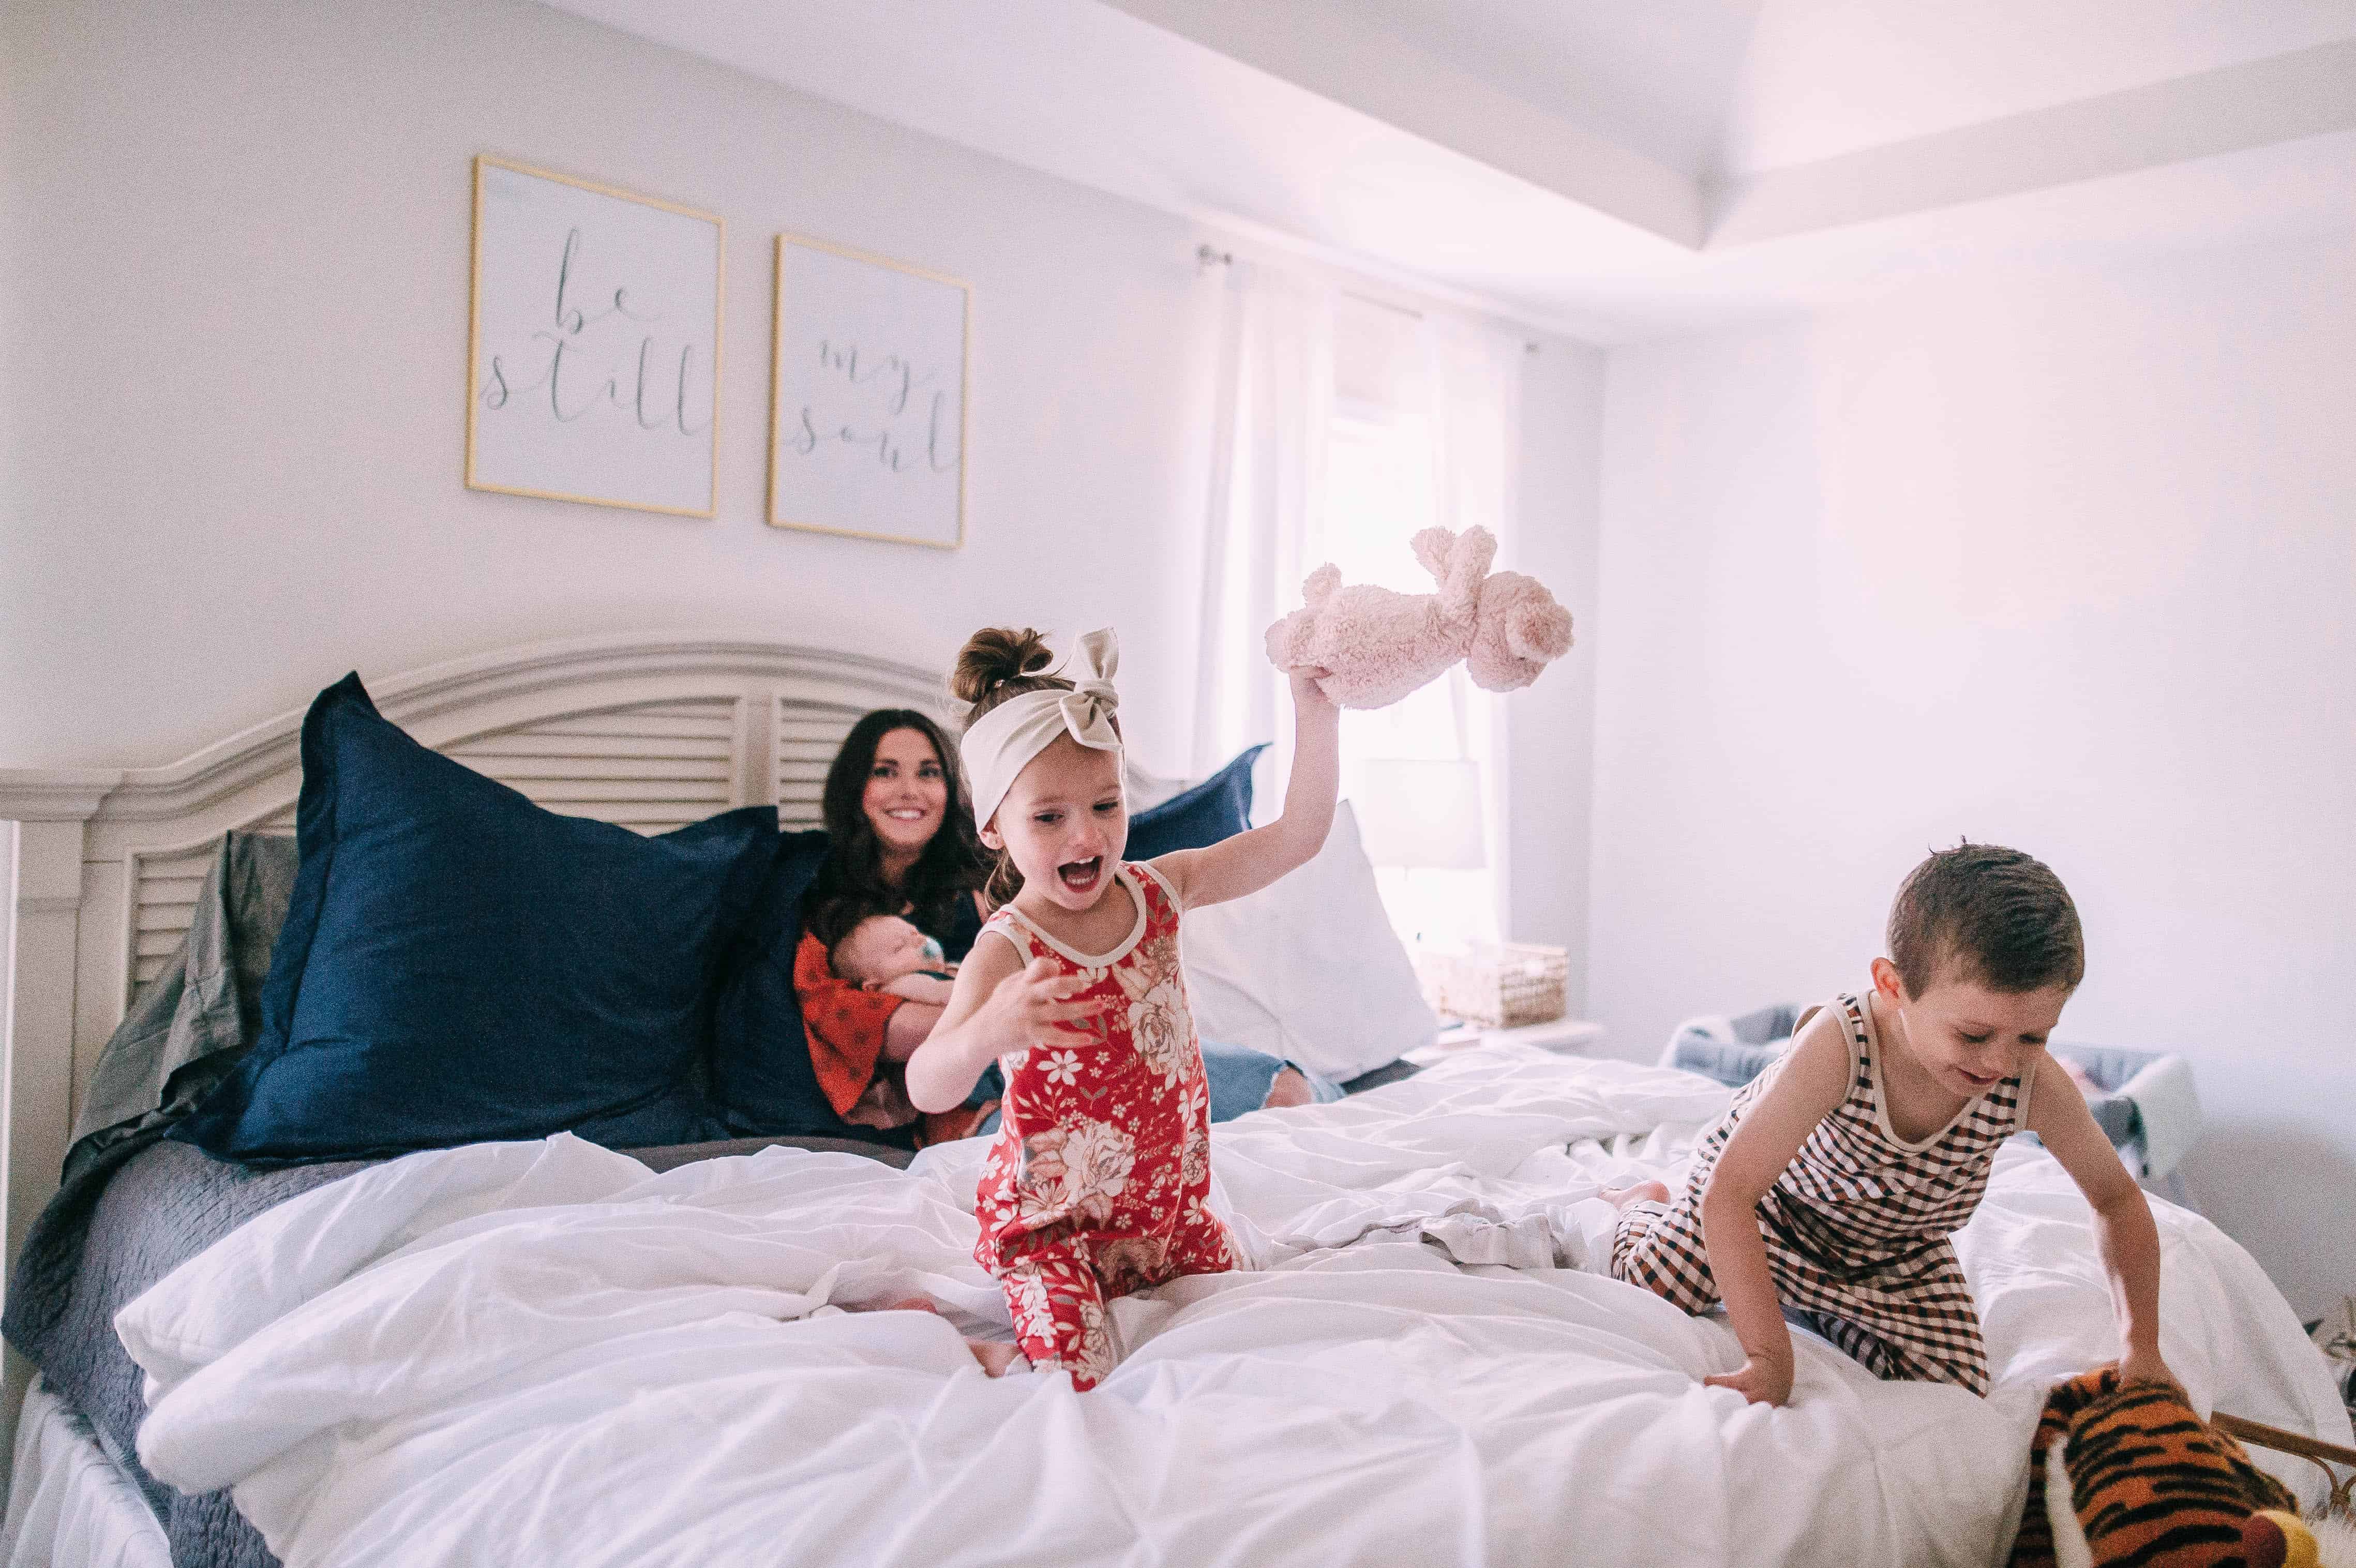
[863,727,948,864]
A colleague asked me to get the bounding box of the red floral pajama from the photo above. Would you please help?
[972,864,1241,1390]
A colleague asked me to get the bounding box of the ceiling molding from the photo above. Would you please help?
[1103,0,1704,248]
[1709,39,2356,247]
[535,0,2356,343]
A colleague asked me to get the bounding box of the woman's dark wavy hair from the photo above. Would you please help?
[803,710,987,949]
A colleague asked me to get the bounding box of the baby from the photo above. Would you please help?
[828,914,955,1006]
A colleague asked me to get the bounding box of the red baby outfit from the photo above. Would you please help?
[972,862,1241,1389]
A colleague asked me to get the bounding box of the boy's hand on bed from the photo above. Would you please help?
[2118,1344,2181,1393]
[1705,1352,1793,1407]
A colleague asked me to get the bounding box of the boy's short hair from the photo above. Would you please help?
[1887,842,2085,996]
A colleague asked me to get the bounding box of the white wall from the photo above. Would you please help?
[1508,339,1608,1004]
[1,0,1602,779]
[1590,235,2356,1317]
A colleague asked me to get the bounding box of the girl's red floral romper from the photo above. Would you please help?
[972,862,1241,1389]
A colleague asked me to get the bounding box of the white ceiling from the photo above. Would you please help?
[541,0,2356,343]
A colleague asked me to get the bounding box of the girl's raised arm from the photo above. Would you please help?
[1695,1012,1852,1406]
[1152,668,1338,911]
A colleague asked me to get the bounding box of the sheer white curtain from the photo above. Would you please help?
[1191,261,1523,942]
[1420,314,1524,937]
[1191,262,1333,791]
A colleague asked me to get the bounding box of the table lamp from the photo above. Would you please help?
[1352,757,1485,946]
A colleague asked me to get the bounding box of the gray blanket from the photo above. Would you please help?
[25,1140,369,1564]
[16,1132,910,1568]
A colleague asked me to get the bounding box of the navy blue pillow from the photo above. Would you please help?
[1126,744,1267,860]
[174,674,774,1165]
[707,830,838,1137]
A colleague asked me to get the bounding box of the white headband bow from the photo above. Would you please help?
[960,628,1122,832]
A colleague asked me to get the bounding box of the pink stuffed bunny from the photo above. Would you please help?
[1263,525,1573,708]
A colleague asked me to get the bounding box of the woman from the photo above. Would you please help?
[793,710,1328,1147]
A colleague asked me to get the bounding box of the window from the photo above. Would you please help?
[1325,297,1500,953]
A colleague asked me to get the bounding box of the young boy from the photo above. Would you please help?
[1610,843,2174,1405]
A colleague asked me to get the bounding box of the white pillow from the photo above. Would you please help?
[1180,801,1438,1081]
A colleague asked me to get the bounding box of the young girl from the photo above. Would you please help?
[906,626,1337,1389]
[1609,843,2175,1406]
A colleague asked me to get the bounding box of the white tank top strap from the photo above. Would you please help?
[979,909,1037,964]
[2010,1049,2042,1132]
[1128,858,1183,917]
[1831,992,1873,1103]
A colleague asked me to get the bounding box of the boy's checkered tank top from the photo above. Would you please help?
[1684,991,2033,1277]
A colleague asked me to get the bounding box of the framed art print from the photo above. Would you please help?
[467,156,722,517]
[769,232,968,549]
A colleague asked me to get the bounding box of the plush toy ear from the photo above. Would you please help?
[1436,526,1496,617]
[1455,525,1498,573]
[1409,528,1457,584]
[1507,598,1574,663]
[1301,563,1341,605]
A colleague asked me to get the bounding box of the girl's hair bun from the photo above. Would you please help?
[951,626,1056,705]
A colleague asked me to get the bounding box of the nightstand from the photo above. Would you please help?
[1410,1017,1604,1063]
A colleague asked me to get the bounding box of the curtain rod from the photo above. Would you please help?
[1196,244,1539,354]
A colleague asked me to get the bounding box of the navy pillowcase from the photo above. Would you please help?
[707,829,837,1138]
[174,673,774,1165]
[1125,744,1267,860]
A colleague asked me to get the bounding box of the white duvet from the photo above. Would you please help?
[117,1046,2349,1568]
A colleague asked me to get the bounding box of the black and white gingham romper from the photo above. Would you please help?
[1612,991,2034,1395]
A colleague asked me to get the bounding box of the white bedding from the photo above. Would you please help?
[115,1046,2349,1568]
[1,1379,170,1568]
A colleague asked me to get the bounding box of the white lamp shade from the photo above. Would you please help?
[1351,758,1486,870]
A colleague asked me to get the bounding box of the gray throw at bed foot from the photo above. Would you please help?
[8,1137,371,1568]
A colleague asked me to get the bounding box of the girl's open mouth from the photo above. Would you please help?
[1057,857,1103,893]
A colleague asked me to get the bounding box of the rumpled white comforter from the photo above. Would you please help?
[117,1046,2349,1568]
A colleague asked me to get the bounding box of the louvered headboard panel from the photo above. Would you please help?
[128,844,220,992]
[443,697,742,834]
[776,701,873,828]
[121,693,762,991]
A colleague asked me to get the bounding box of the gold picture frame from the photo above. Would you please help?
[768,231,970,549]
[466,155,724,518]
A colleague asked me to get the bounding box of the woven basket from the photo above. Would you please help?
[1415,942,1569,1028]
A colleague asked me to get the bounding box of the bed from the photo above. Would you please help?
[2,633,2349,1567]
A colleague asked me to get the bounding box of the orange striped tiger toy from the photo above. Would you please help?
[2010,1367,2347,1568]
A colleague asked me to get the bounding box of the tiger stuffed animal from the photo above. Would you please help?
[2009,1367,2350,1568]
